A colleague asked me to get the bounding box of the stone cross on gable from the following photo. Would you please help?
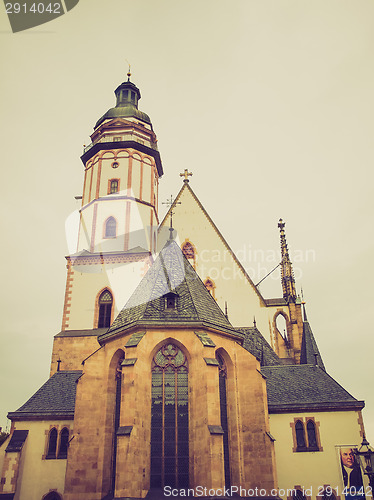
[180,169,193,183]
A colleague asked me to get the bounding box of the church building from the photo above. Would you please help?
[0,74,368,500]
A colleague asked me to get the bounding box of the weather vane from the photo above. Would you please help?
[162,195,181,237]
[126,59,131,80]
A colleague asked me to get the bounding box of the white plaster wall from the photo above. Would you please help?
[269,411,367,498]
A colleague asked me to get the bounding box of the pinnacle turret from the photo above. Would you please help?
[278,218,297,303]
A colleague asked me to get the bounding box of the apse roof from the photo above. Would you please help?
[98,239,241,343]
[262,364,364,413]
[238,326,281,366]
[7,371,82,421]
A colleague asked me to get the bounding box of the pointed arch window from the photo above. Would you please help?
[151,343,189,488]
[46,428,58,459]
[292,417,322,452]
[216,353,231,488]
[57,427,69,459]
[295,420,306,451]
[98,290,113,328]
[306,420,318,450]
[204,278,216,299]
[181,241,195,268]
[105,217,117,238]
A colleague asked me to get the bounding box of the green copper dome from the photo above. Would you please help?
[94,78,152,129]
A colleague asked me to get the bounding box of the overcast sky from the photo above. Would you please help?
[1,0,373,444]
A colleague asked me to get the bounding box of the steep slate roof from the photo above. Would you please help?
[7,371,82,421]
[99,239,241,343]
[238,327,281,366]
[261,364,364,413]
[300,305,326,370]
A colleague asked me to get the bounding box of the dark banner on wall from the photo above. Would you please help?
[338,447,365,500]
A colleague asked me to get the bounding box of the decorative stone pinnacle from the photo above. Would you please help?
[278,218,297,303]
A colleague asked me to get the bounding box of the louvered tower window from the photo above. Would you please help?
[98,290,113,328]
[151,343,189,488]
[217,353,231,487]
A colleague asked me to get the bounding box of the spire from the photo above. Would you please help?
[300,302,325,371]
[278,219,297,303]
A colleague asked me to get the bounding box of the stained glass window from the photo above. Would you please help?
[217,353,231,487]
[151,343,189,488]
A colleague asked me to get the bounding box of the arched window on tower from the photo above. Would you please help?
[105,217,117,238]
[57,427,69,459]
[46,428,58,459]
[182,241,195,268]
[109,179,119,194]
[98,290,113,328]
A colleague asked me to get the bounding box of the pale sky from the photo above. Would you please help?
[0,0,373,445]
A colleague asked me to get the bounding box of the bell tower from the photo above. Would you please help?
[53,74,163,372]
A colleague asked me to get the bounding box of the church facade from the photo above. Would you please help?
[0,76,367,500]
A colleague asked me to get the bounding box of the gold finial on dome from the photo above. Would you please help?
[126,60,131,81]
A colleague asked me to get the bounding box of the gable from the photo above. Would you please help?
[158,183,275,339]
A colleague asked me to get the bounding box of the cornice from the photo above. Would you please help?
[81,140,163,177]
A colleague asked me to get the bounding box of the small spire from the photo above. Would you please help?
[301,288,308,322]
[253,316,257,328]
[180,169,193,183]
[278,218,297,303]
[225,301,228,320]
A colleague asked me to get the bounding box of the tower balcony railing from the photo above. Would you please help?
[83,134,157,154]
